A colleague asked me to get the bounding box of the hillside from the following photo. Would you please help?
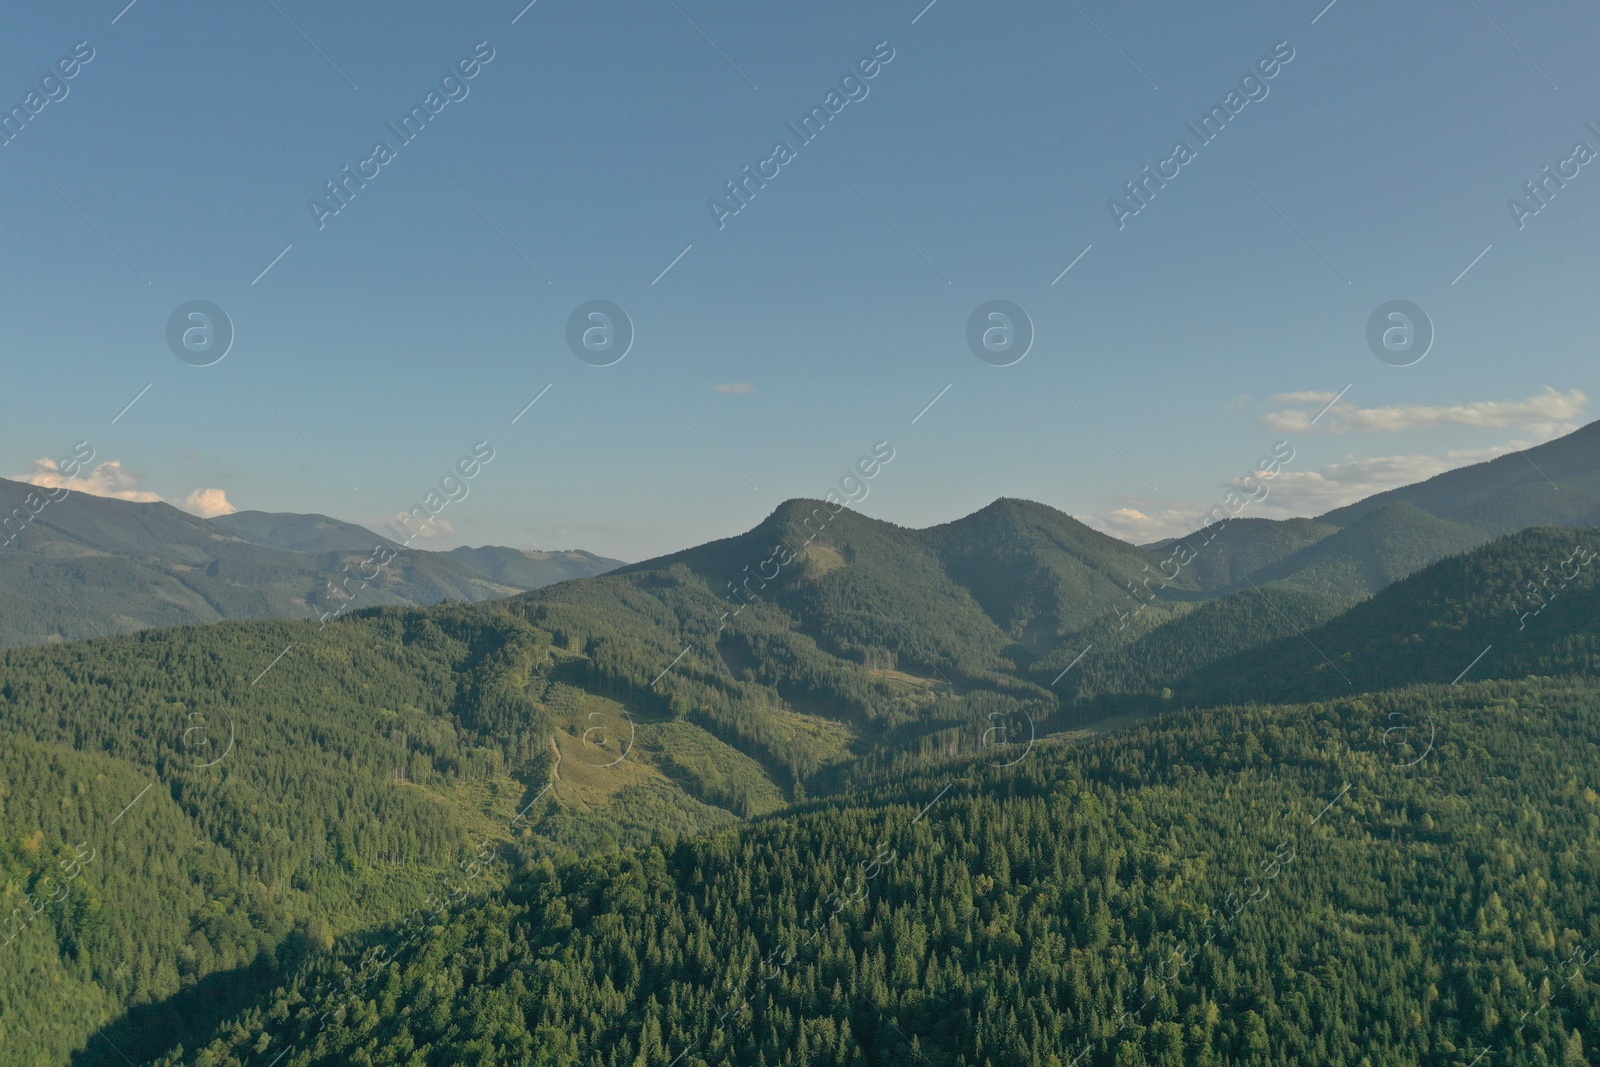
[1147,516,1340,590]
[0,480,618,648]
[923,497,1202,650]
[1249,502,1491,596]
[8,420,1597,649]
[1050,584,1358,705]
[1154,421,1600,597]
[505,498,1207,791]
[444,545,621,588]
[0,736,295,1067]
[148,676,1600,1067]
[208,511,403,554]
[0,494,1269,1063]
[3,488,1600,1064]
[1180,525,1600,705]
[1320,420,1600,533]
[0,605,769,1064]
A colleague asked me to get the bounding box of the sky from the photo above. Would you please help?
[2,0,1596,562]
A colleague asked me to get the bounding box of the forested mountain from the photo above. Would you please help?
[1319,419,1600,533]
[1049,585,1358,707]
[209,511,408,554]
[149,677,1600,1067]
[7,419,1594,649]
[444,547,624,590]
[0,605,764,1064]
[1244,502,1489,596]
[1147,517,1340,592]
[500,497,1238,790]
[0,480,620,648]
[1150,421,1600,597]
[0,735,296,1067]
[0,492,1229,1064]
[4,436,1600,1065]
[1180,525,1600,706]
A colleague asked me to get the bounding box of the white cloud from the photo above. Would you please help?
[13,458,245,519]
[400,517,453,540]
[1268,390,1343,405]
[1261,410,1324,433]
[713,383,756,394]
[1082,438,1539,541]
[1079,504,1216,543]
[1245,445,1513,517]
[1263,387,1586,435]
[182,488,238,518]
[14,458,162,503]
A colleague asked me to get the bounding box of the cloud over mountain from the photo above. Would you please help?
[1262,387,1586,436]
[15,458,162,503]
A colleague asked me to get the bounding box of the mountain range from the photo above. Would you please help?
[1,421,1598,1065]
[0,479,622,648]
[1150,418,1600,596]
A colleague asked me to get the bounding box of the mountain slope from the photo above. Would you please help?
[207,510,400,554]
[0,603,769,1065]
[1320,419,1600,533]
[924,497,1198,653]
[1251,501,1491,595]
[149,676,1600,1067]
[1052,584,1358,704]
[1180,525,1600,705]
[1147,516,1341,591]
[507,498,1192,791]
[444,545,622,588]
[1155,420,1600,597]
[0,480,613,648]
[0,735,296,1067]
[4,496,1600,1064]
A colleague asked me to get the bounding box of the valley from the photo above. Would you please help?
[1,421,1598,1065]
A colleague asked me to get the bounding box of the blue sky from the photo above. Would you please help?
[2,0,1596,561]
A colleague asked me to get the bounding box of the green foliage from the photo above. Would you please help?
[0,600,796,1065]
[646,722,788,817]
[163,677,1600,1066]
[1251,502,1490,596]
[1148,517,1340,591]
[4,481,1600,1066]
[1043,586,1356,703]
[0,735,292,1066]
[1183,526,1600,705]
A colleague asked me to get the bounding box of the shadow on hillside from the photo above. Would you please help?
[70,937,307,1067]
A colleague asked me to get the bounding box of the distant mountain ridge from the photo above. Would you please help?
[208,510,404,554]
[1151,419,1600,596]
[445,545,622,589]
[0,481,622,648]
[1177,524,1600,705]
[1320,418,1600,532]
[2,418,1596,651]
